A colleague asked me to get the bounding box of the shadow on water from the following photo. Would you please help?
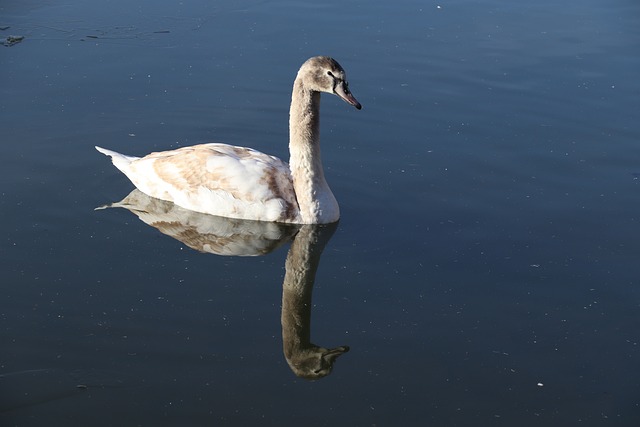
[101,189,350,379]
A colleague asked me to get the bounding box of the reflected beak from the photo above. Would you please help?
[335,83,362,110]
[323,345,350,362]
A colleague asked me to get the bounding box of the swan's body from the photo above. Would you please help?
[96,56,360,224]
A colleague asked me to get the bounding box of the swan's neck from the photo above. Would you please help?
[288,80,339,224]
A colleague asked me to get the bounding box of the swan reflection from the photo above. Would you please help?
[99,190,349,379]
[281,222,349,379]
[97,189,298,256]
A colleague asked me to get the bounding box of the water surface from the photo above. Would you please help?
[2,0,640,425]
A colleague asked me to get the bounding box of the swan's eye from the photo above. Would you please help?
[326,71,334,78]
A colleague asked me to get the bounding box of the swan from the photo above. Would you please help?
[96,56,361,224]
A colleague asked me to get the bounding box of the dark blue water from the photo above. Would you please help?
[2,0,640,425]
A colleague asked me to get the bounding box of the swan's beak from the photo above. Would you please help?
[335,82,362,110]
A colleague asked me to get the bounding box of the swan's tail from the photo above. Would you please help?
[94,201,125,211]
[95,146,139,173]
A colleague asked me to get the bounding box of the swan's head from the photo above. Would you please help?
[298,56,362,110]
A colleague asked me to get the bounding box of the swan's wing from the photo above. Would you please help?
[123,143,300,222]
